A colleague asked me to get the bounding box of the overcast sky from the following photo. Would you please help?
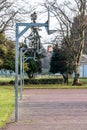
[7,0,75,44]
[17,0,60,43]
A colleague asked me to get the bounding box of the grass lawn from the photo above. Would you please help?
[0,86,15,128]
[24,83,87,89]
[0,77,15,82]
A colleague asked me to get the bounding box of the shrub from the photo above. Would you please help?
[24,78,63,84]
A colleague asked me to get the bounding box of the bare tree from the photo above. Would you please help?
[43,0,87,85]
[0,0,35,34]
[0,0,35,69]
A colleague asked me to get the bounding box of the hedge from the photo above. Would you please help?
[0,80,15,86]
[24,78,63,84]
[0,78,63,85]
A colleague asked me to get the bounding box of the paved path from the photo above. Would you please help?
[2,89,87,130]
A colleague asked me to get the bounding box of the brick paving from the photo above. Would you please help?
[2,89,87,130]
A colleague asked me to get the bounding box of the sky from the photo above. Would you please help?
[7,0,75,46]
[17,0,60,44]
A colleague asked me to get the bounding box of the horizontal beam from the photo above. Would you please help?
[17,21,49,38]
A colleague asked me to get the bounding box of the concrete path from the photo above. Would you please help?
[2,89,87,130]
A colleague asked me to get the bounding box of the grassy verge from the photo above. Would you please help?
[0,86,15,128]
[24,83,87,89]
[0,77,15,82]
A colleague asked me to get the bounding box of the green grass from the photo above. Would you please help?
[0,86,15,128]
[69,78,87,83]
[0,77,15,82]
[24,83,87,89]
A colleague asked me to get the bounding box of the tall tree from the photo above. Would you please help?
[0,32,15,70]
[0,0,34,34]
[44,0,87,85]
[0,0,35,74]
[50,43,74,84]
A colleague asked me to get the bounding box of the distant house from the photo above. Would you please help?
[41,45,53,73]
[79,55,87,77]
[47,45,53,52]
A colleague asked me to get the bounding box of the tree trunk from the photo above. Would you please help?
[73,65,81,85]
[73,24,85,86]
[62,73,68,85]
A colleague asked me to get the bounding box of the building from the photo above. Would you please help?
[79,55,87,77]
[47,45,53,52]
[41,45,53,73]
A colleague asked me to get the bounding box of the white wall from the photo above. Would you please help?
[79,64,87,77]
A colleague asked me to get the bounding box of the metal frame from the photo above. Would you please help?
[15,7,57,122]
[15,14,49,122]
[20,48,28,100]
[20,47,36,100]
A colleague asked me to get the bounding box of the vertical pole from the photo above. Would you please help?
[23,58,24,89]
[15,24,19,122]
[20,49,28,96]
[20,48,23,100]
